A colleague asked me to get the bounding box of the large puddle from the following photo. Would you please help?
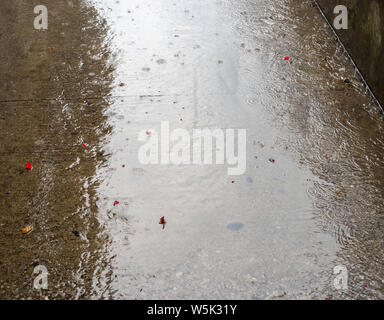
[1,0,384,299]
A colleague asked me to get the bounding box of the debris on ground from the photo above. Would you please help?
[113,201,119,206]
[72,230,81,237]
[72,230,87,240]
[269,158,275,163]
[159,216,166,229]
[25,162,32,171]
[21,225,33,234]
[265,291,287,300]
[284,56,290,61]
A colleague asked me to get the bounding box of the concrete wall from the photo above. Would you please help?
[317,0,384,105]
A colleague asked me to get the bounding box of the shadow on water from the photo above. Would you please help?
[317,0,384,107]
[0,0,115,299]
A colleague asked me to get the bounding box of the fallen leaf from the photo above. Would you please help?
[22,225,33,234]
[159,216,166,229]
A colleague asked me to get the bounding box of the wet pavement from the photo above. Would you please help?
[1,0,384,300]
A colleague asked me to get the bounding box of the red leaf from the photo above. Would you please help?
[159,216,166,224]
[113,201,119,206]
[25,162,32,170]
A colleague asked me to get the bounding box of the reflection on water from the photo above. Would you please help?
[1,0,384,300]
[0,0,115,299]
